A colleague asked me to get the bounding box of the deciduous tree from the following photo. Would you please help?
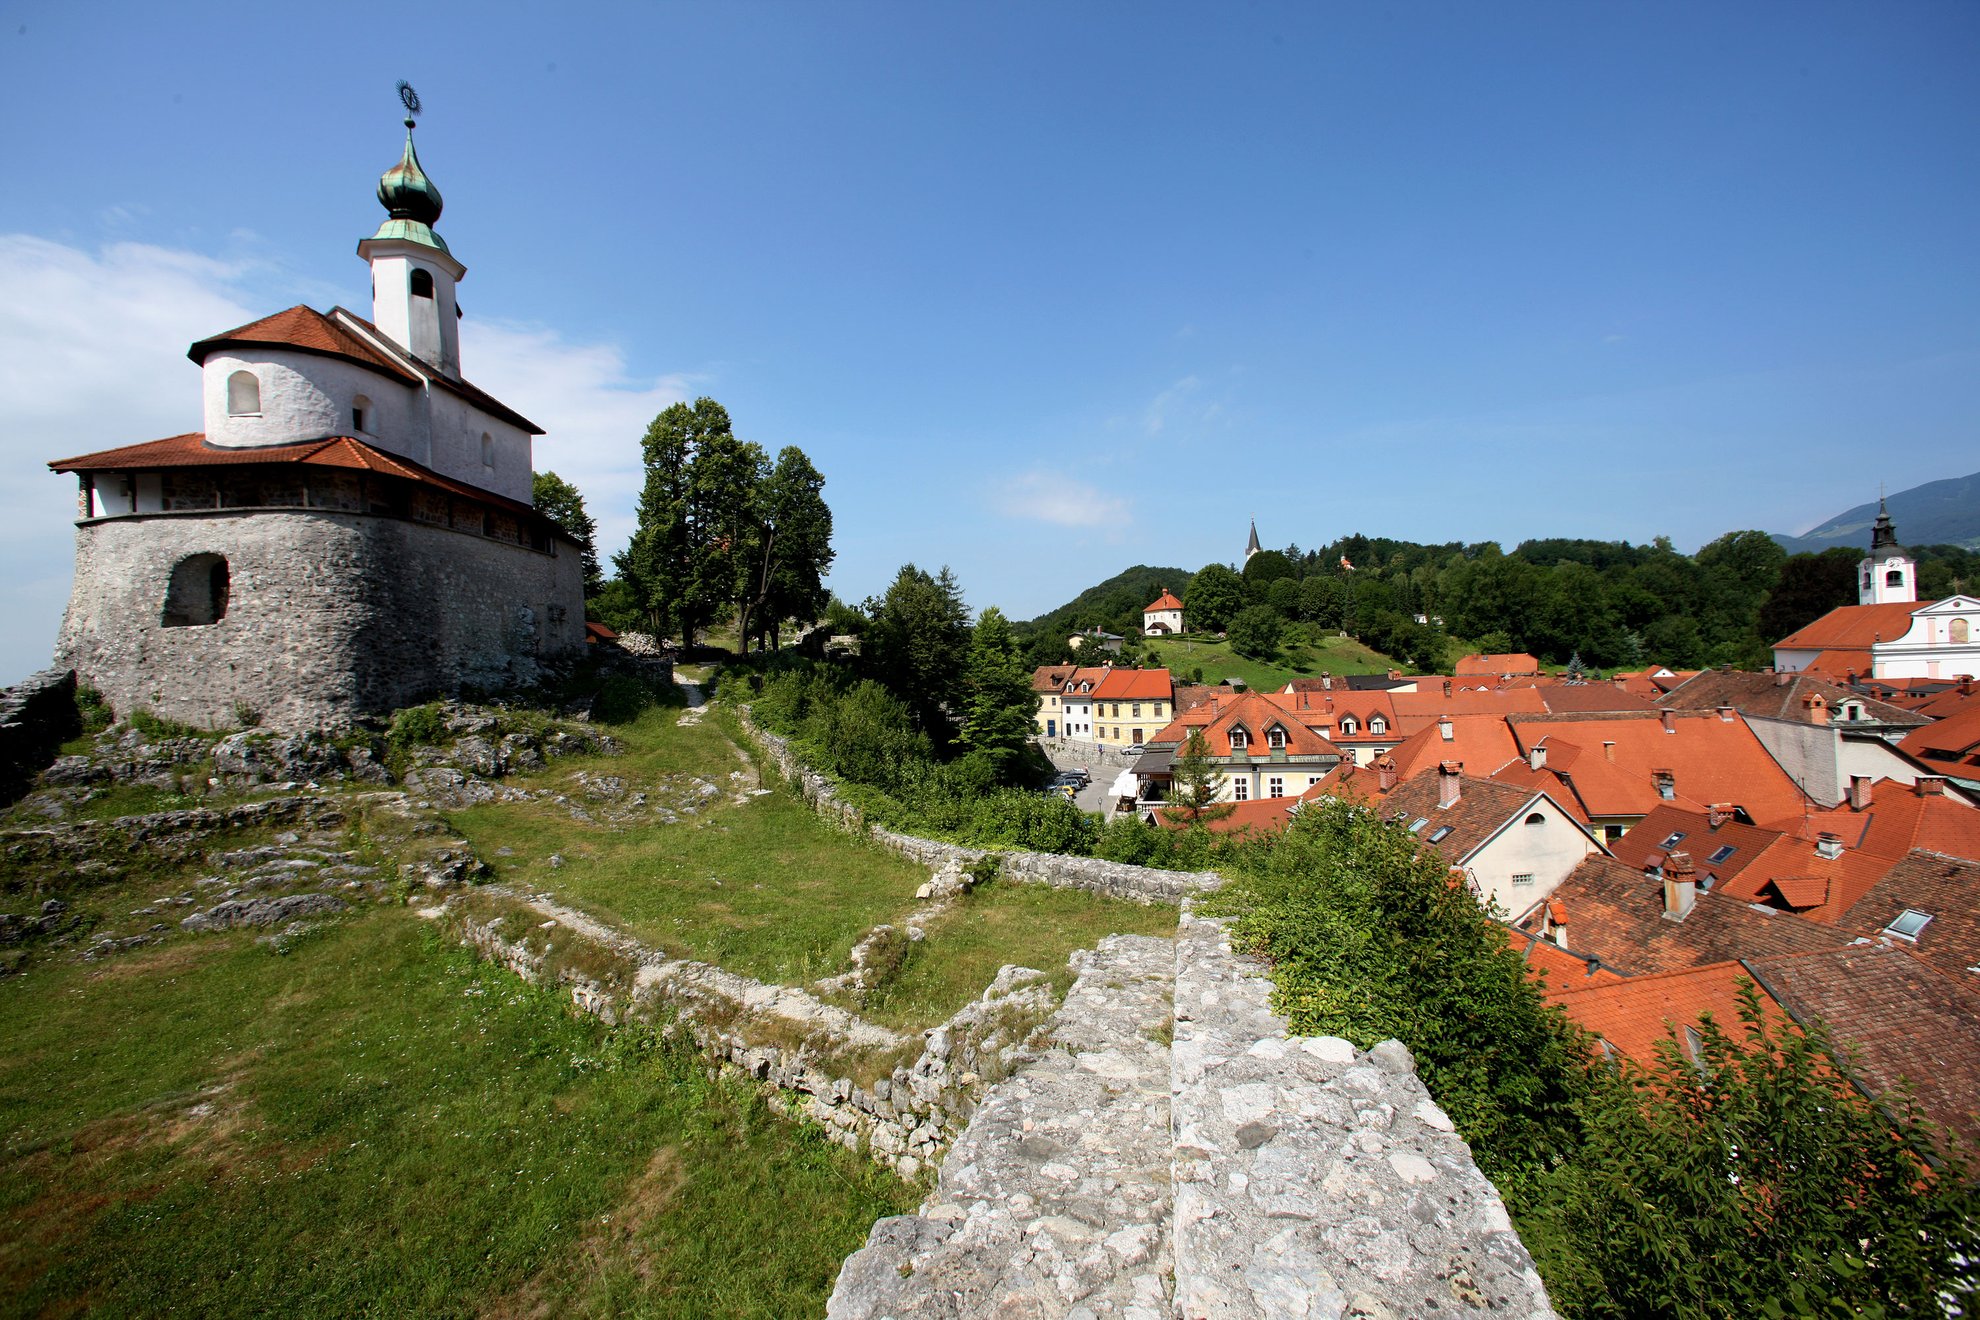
[531,471,602,597]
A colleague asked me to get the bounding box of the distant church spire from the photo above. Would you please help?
[1870,495,1901,554]
[1245,518,1261,561]
[1858,493,1916,606]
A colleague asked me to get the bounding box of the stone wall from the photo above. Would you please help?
[0,669,79,807]
[736,709,1219,904]
[57,508,585,731]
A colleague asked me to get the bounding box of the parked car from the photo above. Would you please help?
[1123,744,1146,758]
[1056,768,1090,789]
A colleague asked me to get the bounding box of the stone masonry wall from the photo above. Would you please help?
[737,708,1218,904]
[57,509,584,731]
[0,669,79,807]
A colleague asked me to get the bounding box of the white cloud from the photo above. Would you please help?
[0,234,696,683]
[990,470,1130,529]
[1143,374,1200,435]
[462,320,699,567]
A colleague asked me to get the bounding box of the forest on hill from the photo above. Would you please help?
[1018,533,1980,674]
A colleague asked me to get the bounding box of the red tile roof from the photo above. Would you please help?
[1773,601,1931,651]
[1186,691,1343,760]
[1031,664,1078,694]
[1456,652,1540,676]
[1659,669,1926,729]
[1092,668,1174,702]
[1155,795,1301,836]
[1802,649,1876,681]
[1143,590,1184,613]
[1387,714,1525,784]
[1390,686,1547,732]
[1546,961,1787,1069]
[1503,926,1625,988]
[187,304,420,384]
[1901,706,1980,784]
[1519,855,1863,976]
[48,432,548,523]
[1746,944,1980,1155]
[1836,851,1980,982]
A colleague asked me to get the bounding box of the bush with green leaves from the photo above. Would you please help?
[1208,796,1980,1317]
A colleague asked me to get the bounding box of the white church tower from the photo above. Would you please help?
[1858,497,1917,605]
[355,87,464,379]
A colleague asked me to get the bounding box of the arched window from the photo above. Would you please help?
[161,553,230,627]
[1953,619,1970,644]
[1861,570,1872,590]
[410,268,435,300]
[1524,812,1546,826]
[352,394,372,433]
[480,433,495,467]
[1886,569,1904,588]
[227,370,261,416]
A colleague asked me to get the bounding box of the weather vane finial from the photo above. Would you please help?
[396,80,422,129]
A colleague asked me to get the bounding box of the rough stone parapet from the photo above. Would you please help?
[448,888,1058,1181]
[736,708,1218,904]
[0,669,80,807]
[1171,905,1556,1319]
[828,934,1177,1319]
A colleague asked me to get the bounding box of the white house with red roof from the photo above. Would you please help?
[1141,588,1184,636]
[47,101,585,730]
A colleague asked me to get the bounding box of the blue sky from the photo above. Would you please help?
[3,2,1977,682]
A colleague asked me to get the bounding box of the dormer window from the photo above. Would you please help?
[1266,726,1287,749]
[352,394,372,433]
[1369,717,1386,735]
[410,268,435,300]
[226,370,261,416]
[1339,717,1358,736]
[1228,727,1249,751]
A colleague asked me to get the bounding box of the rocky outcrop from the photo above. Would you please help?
[1170,905,1556,1319]
[2,796,347,887]
[0,669,80,807]
[181,891,348,932]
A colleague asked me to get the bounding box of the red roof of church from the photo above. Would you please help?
[1144,590,1184,613]
[1774,601,1930,650]
[48,432,553,526]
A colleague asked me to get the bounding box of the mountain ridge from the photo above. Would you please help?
[1771,469,1980,555]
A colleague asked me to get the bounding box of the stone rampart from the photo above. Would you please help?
[1171,904,1556,1318]
[736,708,1218,905]
[0,669,79,807]
[57,508,584,731]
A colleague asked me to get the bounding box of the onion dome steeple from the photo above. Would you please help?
[1869,495,1906,557]
[370,102,449,256]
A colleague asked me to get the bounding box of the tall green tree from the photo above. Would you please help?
[1187,563,1248,632]
[957,606,1037,771]
[865,564,971,736]
[1227,605,1285,659]
[738,446,835,651]
[1757,547,1860,645]
[1164,730,1232,827]
[531,471,602,598]
[618,399,726,641]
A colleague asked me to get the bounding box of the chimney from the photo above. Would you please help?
[1437,760,1464,808]
[1773,670,1792,688]
[1707,803,1731,829]
[1915,776,1947,797]
[1376,756,1398,793]
[1848,775,1873,811]
[1528,744,1547,771]
[1387,668,1401,681]
[1802,693,1828,724]
[1653,768,1676,800]
[1603,740,1616,762]
[1662,852,1697,920]
[1959,675,1975,697]
[1716,705,1736,723]
[1660,709,1676,734]
[1438,717,1454,742]
[1545,900,1568,950]
[1443,679,1454,698]
[1815,832,1843,861]
[1321,671,1333,691]
[1611,675,1627,691]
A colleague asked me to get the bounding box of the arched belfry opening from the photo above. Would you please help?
[162,553,230,627]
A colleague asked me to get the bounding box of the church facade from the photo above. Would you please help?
[48,108,585,730]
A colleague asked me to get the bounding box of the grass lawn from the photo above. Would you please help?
[1143,632,1400,692]
[445,703,1177,1031]
[0,905,913,1318]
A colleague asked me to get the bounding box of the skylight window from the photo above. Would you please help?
[1409,817,1429,833]
[1886,909,1933,940]
[1707,845,1736,864]
[1428,825,1453,843]
[1660,830,1687,850]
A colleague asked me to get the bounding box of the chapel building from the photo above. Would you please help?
[47,105,586,729]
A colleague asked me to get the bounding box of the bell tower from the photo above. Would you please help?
[356,83,465,379]
[1858,496,1917,605]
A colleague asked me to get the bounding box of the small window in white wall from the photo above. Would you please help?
[352,395,372,433]
[1886,569,1904,588]
[227,370,261,416]
[410,268,435,300]
[481,433,494,468]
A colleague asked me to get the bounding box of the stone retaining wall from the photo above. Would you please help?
[449,888,1061,1182]
[736,708,1219,905]
[0,669,80,808]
